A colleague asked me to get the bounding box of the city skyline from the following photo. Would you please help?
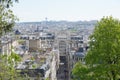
[12,0,120,22]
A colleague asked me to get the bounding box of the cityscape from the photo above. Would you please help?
[0,20,96,80]
[0,0,120,80]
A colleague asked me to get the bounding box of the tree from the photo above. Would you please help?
[0,0,23,80]
[0,0,18,36]
[72,61,91,80]
[0,53,21,80]
[72,16,120,80]
[0,0,18,8]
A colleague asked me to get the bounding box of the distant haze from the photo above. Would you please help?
[12,0,120,22]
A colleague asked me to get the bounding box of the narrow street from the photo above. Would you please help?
[57,56,69,80]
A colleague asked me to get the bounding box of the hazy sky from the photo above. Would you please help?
[12,0,120,22]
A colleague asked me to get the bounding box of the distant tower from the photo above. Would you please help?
[45,17,48,22]
[45,17,48,28]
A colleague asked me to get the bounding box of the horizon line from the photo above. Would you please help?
[16,19,98,23]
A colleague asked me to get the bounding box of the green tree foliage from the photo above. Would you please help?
[72,16,120,80]
[0,0,18,35]
[0,53,21,80]
[72,61,91,80]
[0,0,18,8]
[0,0,22,80]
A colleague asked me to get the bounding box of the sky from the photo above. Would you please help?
[12,0,120,22]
